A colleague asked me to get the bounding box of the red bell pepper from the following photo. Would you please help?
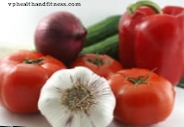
[162,6,184,60]
[118,0,184,85]
[119,2,157,68]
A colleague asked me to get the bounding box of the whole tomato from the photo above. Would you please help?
[70,54,123,78]
[108,68,175,126]
[0,50,66,113]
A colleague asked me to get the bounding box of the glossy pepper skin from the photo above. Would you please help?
[118,0,184,85]
[163,6,184,66]
[119,7,155,68]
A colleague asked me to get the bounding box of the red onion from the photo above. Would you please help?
[34,11,87,64]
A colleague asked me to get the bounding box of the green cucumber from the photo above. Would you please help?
[81,34,119,60]
[84,15,121,47]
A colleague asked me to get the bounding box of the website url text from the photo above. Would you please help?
[8,2,81,7]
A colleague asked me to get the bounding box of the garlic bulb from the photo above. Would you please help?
[38,66,116,127]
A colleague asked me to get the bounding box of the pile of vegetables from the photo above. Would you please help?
[0,0,183,127]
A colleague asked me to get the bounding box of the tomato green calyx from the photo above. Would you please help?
[127,0,162,14]
[87,54,104,66]
[128,68,157,85]
[61,83,94,112]
[24,58,44,65]
[128,74,149,85]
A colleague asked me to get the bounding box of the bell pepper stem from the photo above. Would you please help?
[127,0,162,14]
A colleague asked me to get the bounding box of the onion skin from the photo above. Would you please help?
[34,11,87,64]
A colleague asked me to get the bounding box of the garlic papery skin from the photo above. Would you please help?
[38,66,116,127]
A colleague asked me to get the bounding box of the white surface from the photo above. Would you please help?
[0,0,183,49]
[0,87,184,127]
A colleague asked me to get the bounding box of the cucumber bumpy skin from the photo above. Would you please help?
[84,15,121,47]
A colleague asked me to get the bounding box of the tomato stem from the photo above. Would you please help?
[128,74,149,85]
[24,58,44,65]
[87,54,104,66]
[128,68,157,85]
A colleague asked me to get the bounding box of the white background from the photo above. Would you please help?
[0,0,183,49]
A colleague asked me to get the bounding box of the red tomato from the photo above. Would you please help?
[70,54,123,78]
[108,68,175,126]
[0,50,66,113]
